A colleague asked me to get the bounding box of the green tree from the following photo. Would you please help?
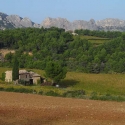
[1,72,5,81]
[5,52,13,63]
[12,56,19,81]
[45,61,67,84]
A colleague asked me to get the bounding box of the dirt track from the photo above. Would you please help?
[0,92,125,125]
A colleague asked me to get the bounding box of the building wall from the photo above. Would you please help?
[19,73,30,82]
[5,71,12,82]
[33,77,41,84]
[5,70,41,84]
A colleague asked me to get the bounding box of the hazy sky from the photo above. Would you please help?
[0,0,125,23]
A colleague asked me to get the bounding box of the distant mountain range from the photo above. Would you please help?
[1,12,125,31]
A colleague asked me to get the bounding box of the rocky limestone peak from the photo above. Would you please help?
[33,23,40,28]
[41,17,71,30]
[41,17,53,27]
[89,19,95,24]
[41,17,125,31]
[0,12,44,29]
[72,19,97,31]
[1,11,125,31]
[0,12,8,19]
[0,12,15,30]
[96,18,125,27]
[0,16,2,20]
[6,15,21,22]
[41,17,99,31]
[20,17,33,27]
[6,15,22,27]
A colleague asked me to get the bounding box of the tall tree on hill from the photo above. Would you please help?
[12,56,19,81]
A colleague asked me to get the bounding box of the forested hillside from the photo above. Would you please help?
[0,27,125,73]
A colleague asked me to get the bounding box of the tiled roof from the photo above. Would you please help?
[29,71,41,77]
[19,70,29,74]
[5,70,41,77]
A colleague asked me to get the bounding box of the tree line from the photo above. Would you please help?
[0,27,125,73]
[75,29,124,39]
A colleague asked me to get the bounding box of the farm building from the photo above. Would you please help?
[5,70,42,84]
[5,71,12,82]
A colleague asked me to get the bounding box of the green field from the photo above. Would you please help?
[74,35,110,45]
[62,72,125,95]
[0,67,125,101]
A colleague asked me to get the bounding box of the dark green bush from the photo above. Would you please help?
[0,87,4,91]
[90,92,125,102]
[99,95,125,102]
[45,90,60,97]
[90,92,98,100]
[14,88,32,93]
[62,90,85,98]
[3,87,33,93]
[39,90,43,95]
[5,87,15,92]
[18,79,25,85]
[116,96,125,102]
[1,72,5,81]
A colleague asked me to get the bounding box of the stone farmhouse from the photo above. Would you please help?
[5,70,43,85]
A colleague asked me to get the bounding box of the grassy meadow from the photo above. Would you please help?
[74,35,110,45]
[62,72,125,95]
[0,67,125,101]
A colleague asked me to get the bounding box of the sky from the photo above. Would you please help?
[0,0,125,24]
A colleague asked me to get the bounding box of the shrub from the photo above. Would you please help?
[2,86,33,93]
[45,90,61,97]
[14,88,32,93]
[99,95,125,102]
[90,92,98,100]
[18,79,25,85]
[5,87,15,92]
[39,90,43,95]
[62,90,85,98]
[0,87,4,91]
[1,72,5,81]
[90,92,125,102]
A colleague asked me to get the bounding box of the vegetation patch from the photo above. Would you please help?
[1,67,125,101]
[90,92,125,102]
[0,28,125,73]
[62,90,85,98]
[45,90,61,97]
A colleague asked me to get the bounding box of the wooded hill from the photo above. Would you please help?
[0,27,125,73]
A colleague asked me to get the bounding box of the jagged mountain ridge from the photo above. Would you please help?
[41,17,125,31]
[0,12,40,30]
[0,12,125,31]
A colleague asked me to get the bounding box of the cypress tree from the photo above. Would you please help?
[12,56,19,81]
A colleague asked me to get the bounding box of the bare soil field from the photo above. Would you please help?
[0,92,125,125]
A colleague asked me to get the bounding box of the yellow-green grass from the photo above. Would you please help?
[77,35,109,40]
[88,39,109,45]
[0,67,125,96]
[62,72,125,96]
[74,35,110,45]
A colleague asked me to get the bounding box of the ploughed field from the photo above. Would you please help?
[0,92,125,125]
